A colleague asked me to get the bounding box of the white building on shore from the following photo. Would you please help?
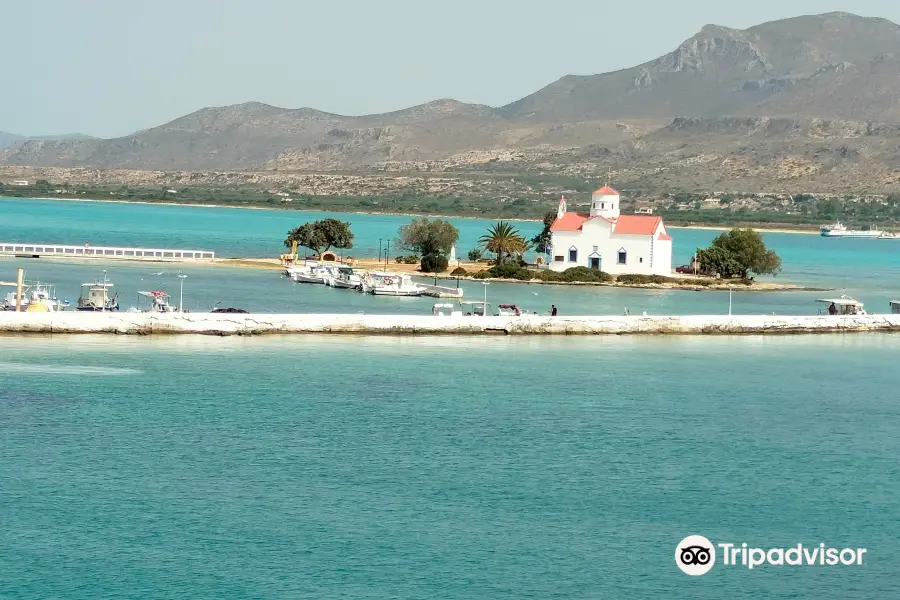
[547,186,673,275]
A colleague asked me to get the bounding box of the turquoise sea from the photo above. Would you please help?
[1,335,898,598]
[1,197,899,598]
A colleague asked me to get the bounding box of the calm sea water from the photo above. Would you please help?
[1,196,899,315]
[1,335,898,599]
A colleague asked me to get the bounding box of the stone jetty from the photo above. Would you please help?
[0,312,899,336]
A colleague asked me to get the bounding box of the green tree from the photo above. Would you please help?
[697,228,782,279]
[284,218,354,255]
[420,253,449,273]
[398,217,459,257]
[530,211,556,254]
[479,221,528,263]
[695,245,743,279]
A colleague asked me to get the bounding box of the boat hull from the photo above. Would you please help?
[821,231,883,238]
[371,288,424,297]
[332,279,361,289]
[76,305,119,312]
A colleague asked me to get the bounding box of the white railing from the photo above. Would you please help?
[0,243,215,260]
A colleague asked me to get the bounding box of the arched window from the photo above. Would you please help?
[568,246,578,262]
[617,248,627,265]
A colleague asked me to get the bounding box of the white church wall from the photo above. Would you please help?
[549,230,673,275]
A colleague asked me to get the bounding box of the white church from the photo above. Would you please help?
[547,186,673,275]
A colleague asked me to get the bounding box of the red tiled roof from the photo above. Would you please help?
[550,212,590,232]
[658,232,673,241]
[613,215,662,236]
[592,186,619,196]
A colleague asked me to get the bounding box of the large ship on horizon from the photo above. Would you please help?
[820,222,885,238]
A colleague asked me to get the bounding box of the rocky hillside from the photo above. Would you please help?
[503,12,900,122]
[0,132,95,149]
[3,11,900,192]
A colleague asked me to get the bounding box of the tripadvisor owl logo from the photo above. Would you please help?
[675,535,868,575]
[676,535,716,576]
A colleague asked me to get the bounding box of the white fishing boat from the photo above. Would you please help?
[292,264,336,284]
[329,267,364,289]
[820,222,884,238]
[76,281,119,311]
[285,260,319,280]
[362,272,426,296]
[878,231,900,239]
[2,281,70,312]
[816,295,866,315]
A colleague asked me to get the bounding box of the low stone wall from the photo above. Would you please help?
[1,312,899,336]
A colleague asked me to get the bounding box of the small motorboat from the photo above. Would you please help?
[330,267,364,289]
[362,272,426,296]
[816,295,866,315]
[128,290,176,313]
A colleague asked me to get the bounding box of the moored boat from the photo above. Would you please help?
[291,263,337,284]
[361,272,426,296]
[128,290,176,313]
[330,267,364,289]
[76,281,119,311]
[816,295,866,315]
[2,281,70,312]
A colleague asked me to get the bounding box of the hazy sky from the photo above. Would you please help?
[4,0,899,138]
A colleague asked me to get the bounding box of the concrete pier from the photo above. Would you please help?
[0,242,215,260]
[0,312,899,336]
[418,284,464,298]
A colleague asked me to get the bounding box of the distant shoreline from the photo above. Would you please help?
[1,195,542,224]
[669,224,818,236]
[2,195,827,233]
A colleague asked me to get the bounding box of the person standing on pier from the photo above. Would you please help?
[551,305,558,316]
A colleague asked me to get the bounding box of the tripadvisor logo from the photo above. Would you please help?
[675,535,867,576]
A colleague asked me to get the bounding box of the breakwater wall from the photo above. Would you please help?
[1,312,899,336]
[0,242,215,260]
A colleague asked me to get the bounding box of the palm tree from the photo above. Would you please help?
[479,221,528,264]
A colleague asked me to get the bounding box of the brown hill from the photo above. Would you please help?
[3,11,900,192]
[501,12,900,122]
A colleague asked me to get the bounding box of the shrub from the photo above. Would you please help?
[450,266,467,276]
[538,267,613,283]
[471,270,492,279]
[395,254,419,264]
[467,248,484,261]
[617,274,670,285]
[420,253,449,273]
[486,261,531,279]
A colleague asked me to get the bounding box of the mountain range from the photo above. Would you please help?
[3,11,900,192]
